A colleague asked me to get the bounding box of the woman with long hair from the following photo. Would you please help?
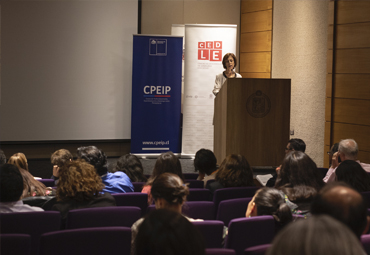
[112,154,147,182]
[207,154,254,193]
[275,151,324,215]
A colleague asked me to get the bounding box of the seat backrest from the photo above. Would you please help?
[132,182,145,192]
[0,234,31,255]
[225,216,275,255]
[186,179,205,189]
[112,193,148,216]
[188,188,213,201]
[192,220,225,248]
[39,227,131,255]
[216,197,252,226]
[362,234,370,255]
[182,201,215,220]
[0,211,61,255]
[183,173,200,180]
[213,187,260,211]
[244,244,271,255]
[206,248,236,255]
[38,179,55,187]
[66,206,141,229]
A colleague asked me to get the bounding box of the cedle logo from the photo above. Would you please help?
[198,41,222,61]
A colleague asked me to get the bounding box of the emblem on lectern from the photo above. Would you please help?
[246,90,271,118]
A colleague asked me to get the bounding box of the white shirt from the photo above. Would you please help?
[0,200,44,213]
[213,72,242,95]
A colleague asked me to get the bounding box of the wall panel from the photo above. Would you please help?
[332,98,370,126]
[240,52,271,73]
[332,122,370,154]
[335,49,370,73]
[240,31,271,52]
[337,1,370,24]
[334,74,370,99]
[241,0,272,13]
[241,10,272,33]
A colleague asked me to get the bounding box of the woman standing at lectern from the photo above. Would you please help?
[212,53,242,96]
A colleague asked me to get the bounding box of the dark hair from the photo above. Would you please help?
[275,151,324,202]
[77,146,108,176]
[266,215,364,255]
[151,173,189,206]
[288,138,306,152]
[51,149,73,167]
[112,154,147,182]
[222,53,237,69]
[0,164,24,202]
[330,143,339,154]
[254,187,292,227]
[215,154,254,187]
[56,159,104,202]
[0,150,6,166]
[311,182,368,239]
[135,209,205,255]
[146,152,183,186]
[194,149,217,175]
[336,160,370,192]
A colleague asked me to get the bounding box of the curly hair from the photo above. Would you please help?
[215,154,254,187]
[112,154,147,182]
[77,146,108,176]
[51,149,73,167]
[56,159,104,202]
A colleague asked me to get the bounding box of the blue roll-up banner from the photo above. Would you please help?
[131,35,183,154]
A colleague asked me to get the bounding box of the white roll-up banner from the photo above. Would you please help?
[181,24,237,157]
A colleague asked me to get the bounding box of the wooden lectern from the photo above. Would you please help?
[214,78,291,167]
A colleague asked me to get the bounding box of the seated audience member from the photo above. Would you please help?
[335,160,370,192]
[0,150,6,166]
[112,154,147,182]
[266,215,365,255]
[50,149,73,185]
[141,151,184,201]
[194,148,218,187]
[266,138,306,187]
[132,173,203,253]
[206,154,254,193]
[0,164,44,212]
[275,151,324,216]
[51,159,116,221]
[311,182,370,239]
[134,209,205,255]
[324,139,370,183]
[245,187,292,229]
[77,146,133,193]
[8,152,52,198]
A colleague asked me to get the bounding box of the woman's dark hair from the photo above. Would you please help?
[146,152,183,186]
[215,154,254,187]
[254,187,292,227]
[194,149,217,175]
[336,160,370,192]
[222,53,237,69]
[135,209,205,255]
[56,159,104,202]
[266,215,364,255]
[275,151,324,202]
[77,146,108,176]
[151,173,189,206]
[112,154,147,182]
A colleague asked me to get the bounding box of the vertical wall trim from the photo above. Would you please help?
[138,0,142,34]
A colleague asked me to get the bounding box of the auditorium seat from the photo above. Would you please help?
[206,248,236,255]
[186,179,206,188]
[187,188,213,201]
[0,234,31,255]
[244,244,271,255]
[0,211,61,255]
[213,187,260,212]
[65,206,141,229]
[112,192,148,216]
[216,197,252,226]
[39,227,131,255]
[361,234,370,255]
[192,220,225,248]
[132,182,145,192]
[38,179,55,187]
[184,173,200,179]
[225,216,275,255]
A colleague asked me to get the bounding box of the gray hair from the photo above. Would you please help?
[338,139,358,160]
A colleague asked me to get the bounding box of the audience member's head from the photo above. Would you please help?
[194,149,217,176]
[311,182,369,239]
[216,154,254,187]
[335,160,370,192]
[151,173,189,212]
[56,159,104,202]
[266,215,365,255]
[245,187,292,227]
[77,146,108,176]
[275,151,324,202]
[112,154,147,182]
[338,139,358,161]
[51,149,73,167]
[135,209,205,255]
[285,138,306,153]
[148,151,183,185]
[0,150,6,166]
[8,152,29,171]
[0,164,24,202]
